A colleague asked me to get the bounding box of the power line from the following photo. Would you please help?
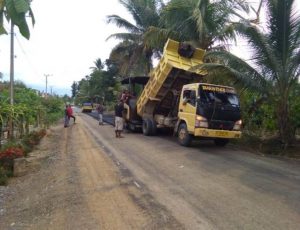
[14,34,41,80]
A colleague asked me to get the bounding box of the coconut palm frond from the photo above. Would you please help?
[203,50,269,90]
[118,0,145,28]
[194,62,267,94]
[106,32,140,42]
[288,51,300,84]
[143,26,172,52]
[107,0,163,76]
[90,58,104,72]
[221,0,250,16]
[234,22,281,81]
[106,15,140,33]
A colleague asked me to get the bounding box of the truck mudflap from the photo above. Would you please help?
[194,128,241,139]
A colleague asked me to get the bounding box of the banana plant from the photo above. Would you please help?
[0,0,35,39]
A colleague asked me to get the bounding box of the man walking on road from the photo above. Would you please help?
[96,103,104,125]
[67,105,76,124]
[114,100,125,138]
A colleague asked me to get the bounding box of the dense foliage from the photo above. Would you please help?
[74,59,119,106]
[198,0,300,146]
[0,81,64,140]
[0,81,64,184]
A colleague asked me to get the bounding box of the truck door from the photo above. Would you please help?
[179,89,197,132]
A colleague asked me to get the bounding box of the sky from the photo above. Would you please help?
[0,0,299,95]
[0,0,131,95]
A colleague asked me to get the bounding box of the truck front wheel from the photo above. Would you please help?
[178,123,192,146]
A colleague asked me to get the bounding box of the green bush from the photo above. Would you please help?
[21,129,47,154]
[42,97,64,125]
[0,166,8,186]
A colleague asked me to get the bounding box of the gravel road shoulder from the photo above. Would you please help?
[0,116,182,230]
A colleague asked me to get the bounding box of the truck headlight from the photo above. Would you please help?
[233,120,242,131]
[195,115,208,128]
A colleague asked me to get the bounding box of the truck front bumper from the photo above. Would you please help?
[194,128,241,139]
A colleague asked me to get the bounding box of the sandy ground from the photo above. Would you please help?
[0,116,181,230]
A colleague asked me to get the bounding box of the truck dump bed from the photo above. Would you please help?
[137,39,206,117]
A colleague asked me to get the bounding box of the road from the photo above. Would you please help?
[83,111,300,229]
[1,111,299,229]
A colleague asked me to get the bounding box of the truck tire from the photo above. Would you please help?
[177,123,192,146]
[143,119,152,136]
[214,138,229,147]
[150,119,157,136]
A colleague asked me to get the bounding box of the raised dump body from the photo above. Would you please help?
[136,39,206,118]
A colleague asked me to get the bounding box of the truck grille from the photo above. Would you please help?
[209,120,234,130]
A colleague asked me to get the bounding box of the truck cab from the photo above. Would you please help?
[177,83,242,146]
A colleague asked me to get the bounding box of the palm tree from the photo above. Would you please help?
[160,0,250,50]
[199,0,300,145]
[90,58,104,72]
[106,0,165,76]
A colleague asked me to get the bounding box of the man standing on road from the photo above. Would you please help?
[114,100,125,138]
[64,105,69,128]
[96,103,104,125]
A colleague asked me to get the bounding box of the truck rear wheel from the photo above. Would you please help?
[178,123,192,146]
[214,138,229,147]
[150,119,157,135]
[142,119,152,136]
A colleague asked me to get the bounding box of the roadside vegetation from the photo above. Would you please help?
[0,0,65,184]
[73,0,299,157]
[0,81,64,185]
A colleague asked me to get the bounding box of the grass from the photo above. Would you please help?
[233,131,300,159]
[0,166,8,186]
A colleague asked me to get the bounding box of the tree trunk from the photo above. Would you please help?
[277,99,296,147]
[25,120,29,135]
[0,122,2,148]
[19,116,24,138]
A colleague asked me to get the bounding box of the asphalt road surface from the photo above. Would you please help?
[81,111,300,230]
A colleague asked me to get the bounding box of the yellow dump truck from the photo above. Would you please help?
[81,102,93,113]
[130,39,242,146]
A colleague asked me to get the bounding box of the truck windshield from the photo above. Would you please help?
[199,85,239,107]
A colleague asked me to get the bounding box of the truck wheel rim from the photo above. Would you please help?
[179,129,186,140]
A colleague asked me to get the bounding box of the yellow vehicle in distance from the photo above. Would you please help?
[81,102,93,113]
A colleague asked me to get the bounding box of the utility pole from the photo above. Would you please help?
[44,74,52,98]
[8,22,14,139]
[10,23,14,106]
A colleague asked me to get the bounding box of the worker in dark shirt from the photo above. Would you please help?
[96,103,104,125]
[114,100,125,138]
